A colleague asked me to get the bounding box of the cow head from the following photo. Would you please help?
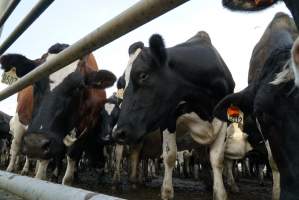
[97,94,122,143]
[222,0,280,11]
[21,70,115,159]
[113,34,181,144]
[0,45,116,159]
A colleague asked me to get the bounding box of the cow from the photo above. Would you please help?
[0,110,11,139]
[222,0,299,30]
[112,31,253,200]
[0,43,116,184]
[3,85,33,174]
[0,110,11,166]
[214,12,299,199]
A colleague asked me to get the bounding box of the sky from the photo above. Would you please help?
[0,0,291,115]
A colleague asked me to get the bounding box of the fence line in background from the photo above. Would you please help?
[0,0,190,101]
[0,0,55,56]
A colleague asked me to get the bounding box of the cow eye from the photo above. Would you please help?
[139,72,149,81]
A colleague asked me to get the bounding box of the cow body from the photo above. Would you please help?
[214,12,299,199]
[0,44,116,184]
[113,32,252,200]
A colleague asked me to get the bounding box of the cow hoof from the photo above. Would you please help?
[161,185,174,200]
[130,183,138,190]
[229,185,240,193]
[6,166,14,172]
[20,170,29,176]
[50,175,59,183]
[62,177,73,186]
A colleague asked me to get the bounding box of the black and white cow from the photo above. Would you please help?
[112,31,252,200]
[0,111,11,165]
[0,44,116,184]
[214,12,299,199]
[0,111,11,140]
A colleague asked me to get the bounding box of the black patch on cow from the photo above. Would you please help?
[48,43,69,54]
[149,34,167,65]
[0,54,37,77]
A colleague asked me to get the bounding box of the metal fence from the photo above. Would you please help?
[0,0,190,199]
[0,0,190,101]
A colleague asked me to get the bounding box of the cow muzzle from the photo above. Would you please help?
[112,128,128,144]
[22,133,53,159]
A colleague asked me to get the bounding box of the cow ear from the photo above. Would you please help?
[128,41,144,55]
[0,54,37,77]
[149,34,167,65]
[85,70,116,89]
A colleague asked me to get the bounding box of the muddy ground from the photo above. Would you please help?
[73,170,272,200]
[0,163,272,200]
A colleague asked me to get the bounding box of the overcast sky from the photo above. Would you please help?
[0,0,291,115]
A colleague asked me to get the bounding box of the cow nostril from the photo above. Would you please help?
[114,129,127,142]
[41,139,51,149]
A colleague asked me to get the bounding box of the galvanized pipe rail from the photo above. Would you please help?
[0,0,190,101]
[0,0,55,56]
[0,170,124,200]
[0,0,21,28]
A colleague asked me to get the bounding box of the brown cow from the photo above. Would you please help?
[0,43,116,184]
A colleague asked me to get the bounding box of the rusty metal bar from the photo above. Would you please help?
[0,0,190,101]
[0,0,55,56]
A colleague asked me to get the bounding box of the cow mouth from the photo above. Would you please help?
[22,133,63,159]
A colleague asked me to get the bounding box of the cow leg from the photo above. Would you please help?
[7,115,26,172]
[35,159,49,180]
[210,119,227,200]
[258,164,265,186]
[112,144,124,189]
[161,130,177,200]
[20,156,31,175]
[265,141,280,200]
[50,156,63,183]
[62,156,76,185]
[225,159,240,193]
[129,143,142,189]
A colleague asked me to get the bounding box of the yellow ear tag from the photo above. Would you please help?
[1,67,18,85]
[116,88,124,99]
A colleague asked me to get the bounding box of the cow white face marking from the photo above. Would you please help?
[104,103,115,116]
[39,125,43,130]
[47,53,79,91]
[124,48,142,89]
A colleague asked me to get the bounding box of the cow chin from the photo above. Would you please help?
[22,133,64,160]
[112,124,146,145]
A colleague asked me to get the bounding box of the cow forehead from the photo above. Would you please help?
[47,53,80,91]
[124,48,142,89]
[104,103,116,115]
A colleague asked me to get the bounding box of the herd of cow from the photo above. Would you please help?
[0,0,299,200]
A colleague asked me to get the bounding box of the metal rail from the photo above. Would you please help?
[0,170,125,200]
[0,0,21,28]
[0,0,190,101]
[0,0,55,56]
